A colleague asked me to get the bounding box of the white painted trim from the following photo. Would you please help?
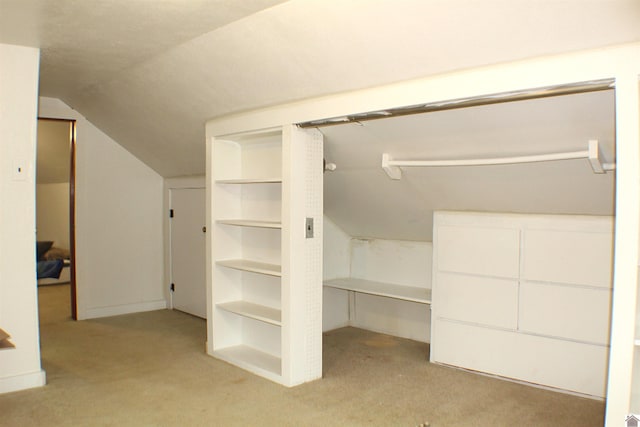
[433,362,604,401]
[604,71,640,425]
[205,141,214,355]
[206,43,640,137]
[163,175,206,309]
[81,300,167,320]
[165,176,206,190]
[0,370,46,393]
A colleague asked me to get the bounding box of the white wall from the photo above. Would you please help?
[0,43,46,392]
[36,183,69,250]
[350,239,432,288]
[323,216,351,280]
[322,216,351,331]
[322,215,432,342]
[349,238,432,343]
[38,97,166,319]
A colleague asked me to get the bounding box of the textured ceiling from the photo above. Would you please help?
[1,0,639,178]
[1,0,287,96]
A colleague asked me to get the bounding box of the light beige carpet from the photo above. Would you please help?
[0,284,605,426]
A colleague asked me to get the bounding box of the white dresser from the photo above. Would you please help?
[430,211,613,397]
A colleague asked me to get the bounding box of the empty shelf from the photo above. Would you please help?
[216,259,281,276]
[214,345,282,378]
[216,178,282,184]
[217,219,282,229]
[323,277,431,304]
[217,301,281,326]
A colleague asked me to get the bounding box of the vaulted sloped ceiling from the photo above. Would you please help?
[322,90,616,241]
[1,0,640,178]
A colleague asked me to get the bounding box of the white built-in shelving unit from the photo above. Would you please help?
[208,125,323,387]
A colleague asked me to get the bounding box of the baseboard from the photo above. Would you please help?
[0,369,46,394]
[37,280,70,287]
[431,361,605,401]
[81,300,167,320]
[322,320,349,332]
[348,321,430,344]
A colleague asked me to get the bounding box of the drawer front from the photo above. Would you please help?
[522,229,613,288]
[435,273,518,329]
[437,225,520,278]
[431,320,609,397]
[519,281,612,345]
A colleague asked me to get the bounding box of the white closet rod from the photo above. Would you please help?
[382,140,614,180]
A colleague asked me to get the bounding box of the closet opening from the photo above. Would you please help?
[318,83,616,399]
[36,118,77,320]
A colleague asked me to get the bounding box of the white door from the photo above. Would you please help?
[170,188,206,318]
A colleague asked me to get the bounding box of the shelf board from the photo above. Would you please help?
[323,277,432,304]
[216,259,281,277]
[216,178,282,184]
[635,338,640,347]
[0,327,14,350]
[214,345,281,379]
[217,219,281,229]
[0,340,15,350]
[217,301,281,326]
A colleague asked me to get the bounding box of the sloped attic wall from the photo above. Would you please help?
[322,90,615,242]
[39,97,165,320]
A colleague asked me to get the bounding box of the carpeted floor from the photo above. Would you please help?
[0,284,605,426]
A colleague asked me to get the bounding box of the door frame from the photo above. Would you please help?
[37,117,78,320]
[163,176,206,311]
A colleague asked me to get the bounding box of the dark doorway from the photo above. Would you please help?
[36,118,77,320]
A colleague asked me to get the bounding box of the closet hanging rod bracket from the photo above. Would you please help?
[588,139,605,173]
[382,140,613,180]
[381,153,403,180]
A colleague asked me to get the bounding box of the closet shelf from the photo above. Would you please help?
[323,277,432,304]
[217,219,282,229]
[635,338,640,347]
[216,259,281,277]
[382,140,615,180]
[214,345,281,378]
[215,178,282,184]
[217,301,281,326]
